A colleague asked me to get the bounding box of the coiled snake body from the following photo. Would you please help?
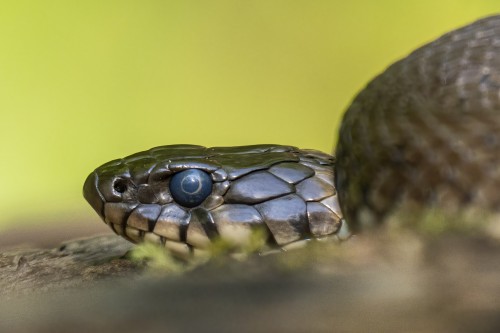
[84,16,500,257]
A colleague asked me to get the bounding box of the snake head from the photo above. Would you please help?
[83,144,347,258]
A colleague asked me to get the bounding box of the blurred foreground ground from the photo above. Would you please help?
[0,219,110,250]
[1,231,500,333]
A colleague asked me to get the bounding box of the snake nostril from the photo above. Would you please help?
[113,179,128,193]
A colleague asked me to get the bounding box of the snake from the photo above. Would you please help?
[83,15,500,258]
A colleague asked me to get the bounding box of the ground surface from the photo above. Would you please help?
[1,230,500,333]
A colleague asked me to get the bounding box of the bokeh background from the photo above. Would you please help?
[1,1,499,245]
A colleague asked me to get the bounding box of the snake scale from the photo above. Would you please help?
[84,15,500,258]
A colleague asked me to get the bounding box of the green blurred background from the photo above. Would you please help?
[1,1,499,241]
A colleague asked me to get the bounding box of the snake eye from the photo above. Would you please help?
[169,169,212,208]
[113,178,128,193]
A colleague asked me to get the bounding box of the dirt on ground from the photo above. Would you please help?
[2,227,500,333]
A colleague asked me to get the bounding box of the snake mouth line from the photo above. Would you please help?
[107,196,350,248]
[91,193,350,259]
[106,217,351,260]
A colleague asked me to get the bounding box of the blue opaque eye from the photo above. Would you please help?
[169,169,213,208]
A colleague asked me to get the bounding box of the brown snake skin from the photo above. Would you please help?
[335,15,500,230]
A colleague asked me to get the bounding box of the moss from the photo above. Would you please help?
[385,207,491,237]
[129,228,272,273]
[129,243,192,275]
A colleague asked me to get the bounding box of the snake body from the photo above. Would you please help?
[84,16,500,256]
[336,15,500,230]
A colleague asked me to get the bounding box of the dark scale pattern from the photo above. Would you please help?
[335,15,500,230]
[83,145,346,257]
